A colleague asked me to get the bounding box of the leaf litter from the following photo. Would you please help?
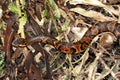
[0,0,120,80]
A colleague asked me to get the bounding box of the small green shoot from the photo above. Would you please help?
[9,0,27,38]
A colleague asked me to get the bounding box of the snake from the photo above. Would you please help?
[12,21,120,54]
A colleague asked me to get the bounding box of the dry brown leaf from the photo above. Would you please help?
[70,7,116,22]
[71,26,88,42]
[69,0,105,7]
[69,0,120,17]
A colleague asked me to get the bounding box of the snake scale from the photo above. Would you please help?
[13,21,120,54]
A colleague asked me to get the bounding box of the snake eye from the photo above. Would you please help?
[12,38,26,47]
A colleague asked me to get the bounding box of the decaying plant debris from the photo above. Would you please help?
[0,0,120,80]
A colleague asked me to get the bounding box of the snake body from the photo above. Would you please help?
[14,22,120,54]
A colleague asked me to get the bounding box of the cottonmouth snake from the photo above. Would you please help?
[12,21,120,54]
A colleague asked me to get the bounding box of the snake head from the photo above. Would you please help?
[12,38,26,47]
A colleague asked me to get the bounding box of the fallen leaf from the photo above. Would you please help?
[70,7,116,22]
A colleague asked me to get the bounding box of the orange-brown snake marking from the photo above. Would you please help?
[13,22,120,54]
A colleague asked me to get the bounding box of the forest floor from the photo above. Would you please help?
[0,0,120,80]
